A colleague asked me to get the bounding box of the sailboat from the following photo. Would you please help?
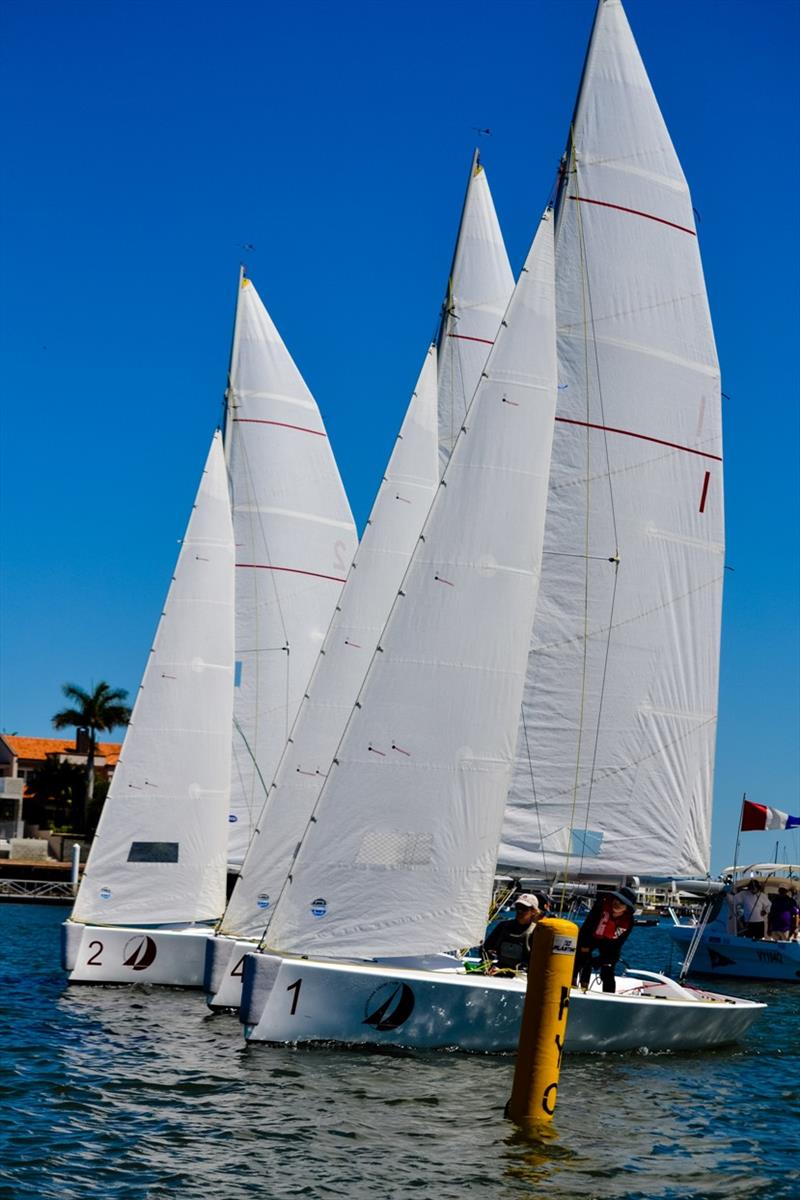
[204,152,515,1010]
[63,431,235,983]
[240,0,765,1053]
[63,273,357,986]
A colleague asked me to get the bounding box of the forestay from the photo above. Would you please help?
[499,0,723,880]
[436,152,514,471]
[222,347,439,940]
[72,432,234,925]
[266,212,557,959]
[225,277,357,864]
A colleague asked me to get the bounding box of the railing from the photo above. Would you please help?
[0,878,75,900]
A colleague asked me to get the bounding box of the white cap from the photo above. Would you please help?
[514,893,540,910]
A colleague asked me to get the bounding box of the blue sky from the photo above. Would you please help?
[1,0,797,873]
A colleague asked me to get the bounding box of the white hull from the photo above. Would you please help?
[670,925,800,983]
[241,954,764,1054]
[204,934,256,1009]
[63,921,214,987]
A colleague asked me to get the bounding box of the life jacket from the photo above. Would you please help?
[592,898,633,941]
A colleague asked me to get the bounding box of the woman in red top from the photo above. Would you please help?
[572,886,636,992]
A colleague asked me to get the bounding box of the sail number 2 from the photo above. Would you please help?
[86,940,104,965]
[286,978,302,1015]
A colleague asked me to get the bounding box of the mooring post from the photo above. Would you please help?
[506,917,578,1125]
[70,843,81,896]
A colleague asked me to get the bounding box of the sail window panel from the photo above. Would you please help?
[570,830,603,859]
[127,841,179,863]
[355,830,433,869]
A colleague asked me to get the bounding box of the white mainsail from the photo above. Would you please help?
[222,346,439,939]
[436,151,515,471]
[265,211,557,959]
[72,431,235,925]
[499,0,723,880]
[225,276,358,864]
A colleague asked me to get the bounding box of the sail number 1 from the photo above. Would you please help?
[286,978,302,1015]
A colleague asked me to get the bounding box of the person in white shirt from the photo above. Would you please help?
[737,880,771,939]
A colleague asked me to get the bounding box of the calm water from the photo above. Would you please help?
[2,905,798,1200]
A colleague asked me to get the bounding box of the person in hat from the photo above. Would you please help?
[481,894,543,974]
[572,885,637,993]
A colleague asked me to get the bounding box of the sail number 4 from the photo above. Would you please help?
[286,978,302,1015]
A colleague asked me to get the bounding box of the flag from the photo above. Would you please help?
[741,800,800,832]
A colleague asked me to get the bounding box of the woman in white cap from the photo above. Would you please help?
[480,894,543,974]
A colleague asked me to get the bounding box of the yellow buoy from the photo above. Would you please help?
[506,917,578,1125]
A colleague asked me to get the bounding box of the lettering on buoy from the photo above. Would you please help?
[542,1082,558,1116]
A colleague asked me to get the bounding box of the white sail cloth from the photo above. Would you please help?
[222,347,440,939]
[499,0,723,880]
[72,432,234,925]
[265,213,557,959]
[226,278,357,863]
[437,154,514,470]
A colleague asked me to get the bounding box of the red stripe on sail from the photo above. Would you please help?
[569,196,696,237]
[447,333,495,346]
[234,419,327,437]
[236,563,346,583]
[699,470,711,513]
[555,417,722,462]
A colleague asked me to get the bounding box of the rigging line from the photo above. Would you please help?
[576,561,620,877]
[232,425,291,822]
[519,701,549,882]
[559,126,592,909]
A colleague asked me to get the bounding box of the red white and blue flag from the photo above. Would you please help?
[741,800,800,832]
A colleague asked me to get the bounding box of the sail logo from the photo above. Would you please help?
[99,887,112,900]
[256,893,271,910]
[122,935,158,971]
[228,814,238,823]
[310,898,327,919]
[363,982,415,1032]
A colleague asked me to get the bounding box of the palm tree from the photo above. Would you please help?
[52,681,131,830]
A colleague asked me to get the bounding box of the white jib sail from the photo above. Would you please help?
[437,151,514,471]
[265,212,557,959]
[222,346,439,939]
[226,276,358,864]
[499,0,723,880]
[72,432,235,925]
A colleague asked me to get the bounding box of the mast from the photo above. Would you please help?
[434,150,514,471]
[435,147,480,354]
[222,264,245,452]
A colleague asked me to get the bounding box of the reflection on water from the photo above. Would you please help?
[2,907,798,1199]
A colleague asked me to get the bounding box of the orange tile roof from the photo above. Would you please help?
[1,735,122,765]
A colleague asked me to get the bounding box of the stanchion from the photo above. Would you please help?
[506,917,578,1125]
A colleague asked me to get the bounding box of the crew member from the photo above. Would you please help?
[572,885,636,993]
[481,894,542,973]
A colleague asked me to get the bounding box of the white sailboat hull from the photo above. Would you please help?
[204,934,256,1008]
[63,921,215,987]
[241,954,764,1054]
[670,925,800,983]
